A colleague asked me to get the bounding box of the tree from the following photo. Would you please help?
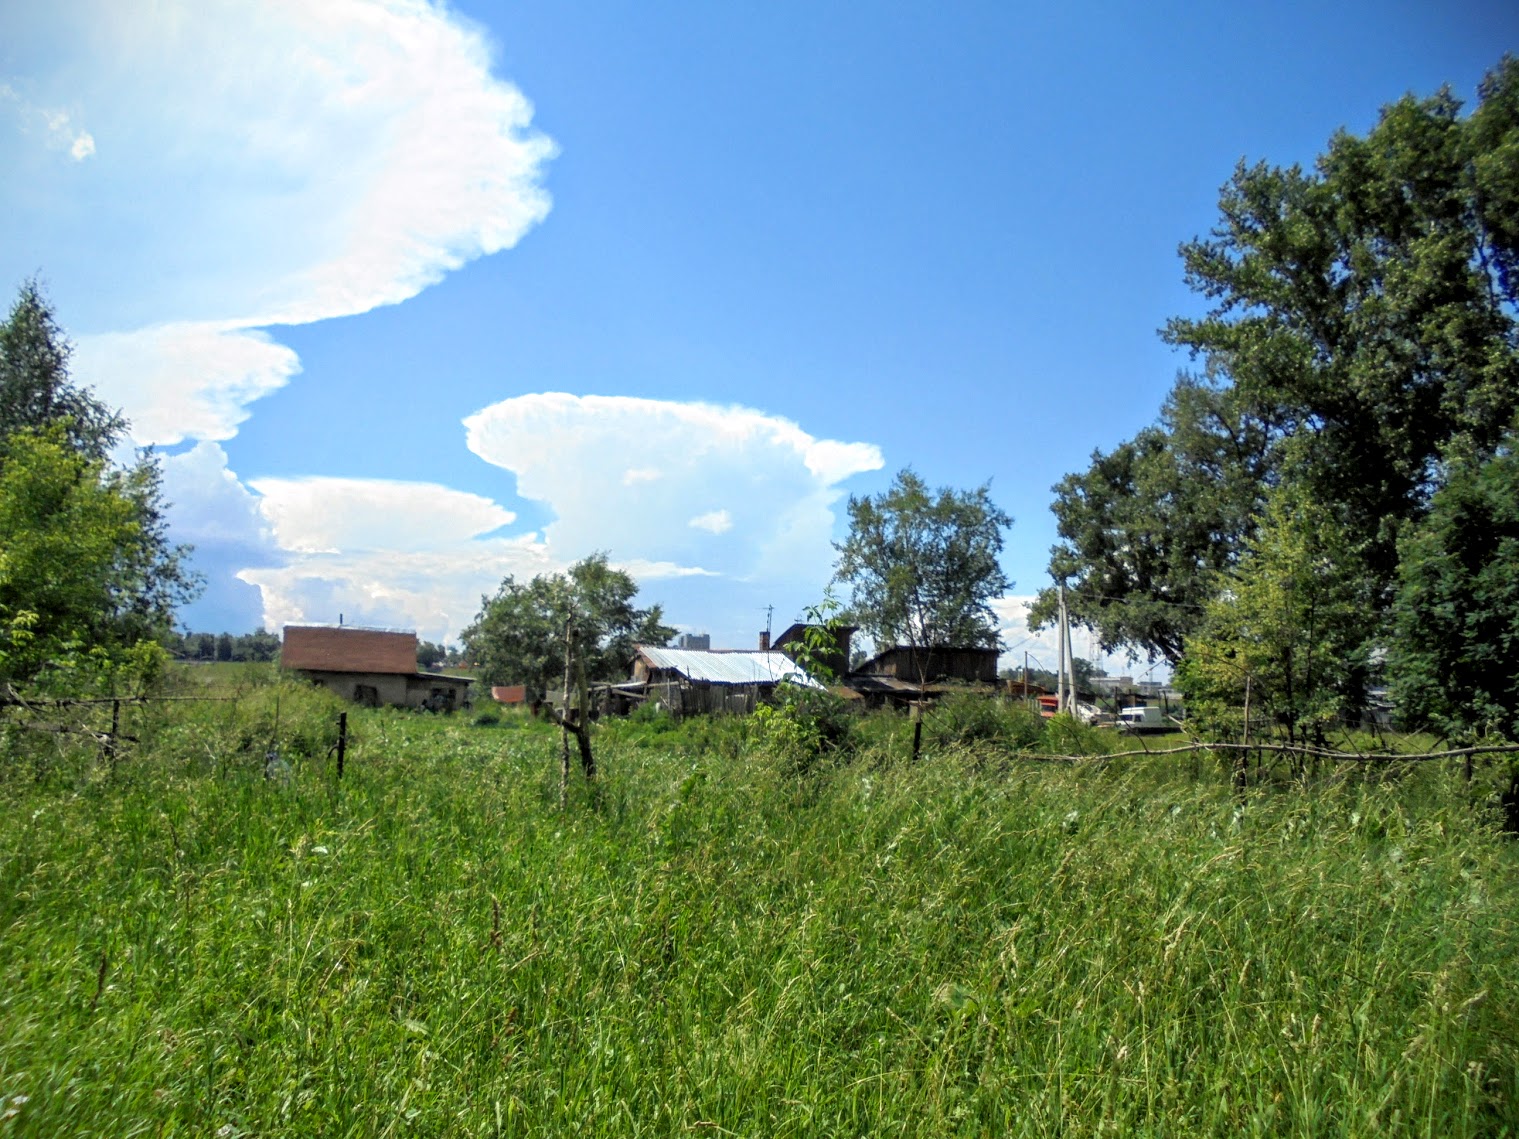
[833,469,1012,652]
[1388,435,1519,742]
[465,554,674,799]
[1044,56,1519,679]
[417,639,447,670]
[1033,377,1275,664]
[0,429,175,693]
[236,627,280,662]
[463,553,674,700]
[0,280,124,465]
[1175,486,1372,746]
[0,282,198,695]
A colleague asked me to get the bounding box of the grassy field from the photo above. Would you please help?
[0,684,1515,1136]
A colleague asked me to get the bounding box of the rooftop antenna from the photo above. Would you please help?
[765,604,774,641]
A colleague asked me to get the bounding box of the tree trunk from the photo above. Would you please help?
[559,620,572,810]
[574,647,595,781]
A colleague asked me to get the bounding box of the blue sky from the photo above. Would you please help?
[1,0,1513,676]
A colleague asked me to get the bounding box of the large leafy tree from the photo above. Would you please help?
[0,282,197,694]
[1044,57,1519,672]
[834,468,1012,651]
[1033,377,1275,664]
[463,553,674,699]
[1388,435,1519,742]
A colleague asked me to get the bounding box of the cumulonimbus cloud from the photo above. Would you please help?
[4,0,555,446]
[464,393,885,581]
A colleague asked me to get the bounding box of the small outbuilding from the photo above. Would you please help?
[630,644,820,716]
[844,644,1001,708]
[281,624,473,711]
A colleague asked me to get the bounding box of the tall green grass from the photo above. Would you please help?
[0,694,1514,1135]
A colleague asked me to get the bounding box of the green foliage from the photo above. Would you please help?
[416,639,447,670]
[1044,57,1519,673]
[0,429,176,695]
[751,680,855,777]
[0,282,197,697]
[1389,436,1519,742]
[0,707,1513,1135]
[1176,487,1372,744]
[167,628,280,662]
[925,692,1045,754]
[0,279,123,463]
[463,552,674,698]
[835,468,1012,651]
[1035,377,1273,664]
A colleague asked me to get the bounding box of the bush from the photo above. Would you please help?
[752,682,855,776]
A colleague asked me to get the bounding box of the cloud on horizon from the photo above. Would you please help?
[182,395,882,642]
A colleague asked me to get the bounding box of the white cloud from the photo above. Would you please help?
[3,0,554,446]
[239,536,555,644]
[0,83,96,160]
[249,476,517,554]
[464,394,884,587]
[688,509,733,534]
[159,440,275,555]
[217,395,878,642]
[74,323,301,446]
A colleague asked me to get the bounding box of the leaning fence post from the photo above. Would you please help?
[104,699,121,774]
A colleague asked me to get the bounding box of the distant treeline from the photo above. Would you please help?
[166,630,464,669]
[167,629,281,662]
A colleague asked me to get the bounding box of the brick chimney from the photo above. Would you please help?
[759,630,770,651]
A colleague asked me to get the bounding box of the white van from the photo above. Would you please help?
[1118,705,1166,731]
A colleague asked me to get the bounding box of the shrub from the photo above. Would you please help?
[751,681,855,776]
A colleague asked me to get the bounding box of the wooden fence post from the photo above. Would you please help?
[1235,675,1251,795]
[104,699,121,774]
[336,711,347,779]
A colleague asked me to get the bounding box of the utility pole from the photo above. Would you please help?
[1056,582,1068,714]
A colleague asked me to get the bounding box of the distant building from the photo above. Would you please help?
[628,643,819,716]
[774,622,855,680]
[844,644,1000,707]
[676,632,712,651]
[281,624,473,711]
[851,645,999,685]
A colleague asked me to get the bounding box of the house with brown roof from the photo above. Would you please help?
[281,624,473,711]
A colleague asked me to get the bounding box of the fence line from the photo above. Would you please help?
[1020,740,1519,765]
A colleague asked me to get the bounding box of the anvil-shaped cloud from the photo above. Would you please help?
[3,0,555,446]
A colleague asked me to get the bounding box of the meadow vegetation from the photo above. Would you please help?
[1,681,1515,1136]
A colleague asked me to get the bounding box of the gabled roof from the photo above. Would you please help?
[636,645,821,688]
[281,625,418,675]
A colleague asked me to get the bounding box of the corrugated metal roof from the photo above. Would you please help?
[636,646,821,688]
